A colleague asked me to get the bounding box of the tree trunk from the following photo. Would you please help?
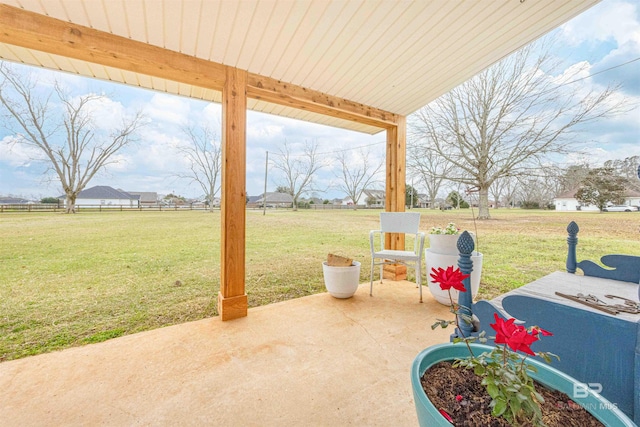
[65,194,76,214]
[477,187,490,219]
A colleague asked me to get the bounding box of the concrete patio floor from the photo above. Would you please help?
[0,280,453,426]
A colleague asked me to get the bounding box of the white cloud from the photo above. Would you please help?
[0,135,46,166]
[560,0,640,46]
[144,94,192,126]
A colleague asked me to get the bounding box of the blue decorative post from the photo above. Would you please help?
[456,231,475,338]
[566,221,579,274]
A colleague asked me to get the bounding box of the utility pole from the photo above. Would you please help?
[410,177,414,209]
[263,151,268,216]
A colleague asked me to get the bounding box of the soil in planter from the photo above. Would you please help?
[421,361,604,427]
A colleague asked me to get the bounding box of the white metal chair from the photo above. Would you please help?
[369,212,425,302]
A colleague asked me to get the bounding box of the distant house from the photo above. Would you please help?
[255,192,293,208]
[61,185,139,208]
[363,189,385,207]
[555,188,640,211]
[341,196,355,206]
[128,191,158,207]
[416,194,430,208]
[0,197,32,205]
[306,197,324,205]
[339,189,385,207]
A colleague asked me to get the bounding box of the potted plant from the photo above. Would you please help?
[426,223,482,305]
[411,266,635,426]
[427,222,461,255]
[322,254,361,298]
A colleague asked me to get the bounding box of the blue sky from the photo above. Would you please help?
[1,0,639,201]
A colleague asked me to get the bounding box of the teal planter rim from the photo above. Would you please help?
[411,343,635,426]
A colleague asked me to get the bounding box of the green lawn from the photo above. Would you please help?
[1,208,638,361]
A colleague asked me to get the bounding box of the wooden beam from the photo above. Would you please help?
[218,67,248,321]
[247,74,398,129]
[0,3,397,130]
[385,117,407,250]
[0,4,226,90]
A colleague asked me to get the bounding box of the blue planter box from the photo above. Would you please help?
[411,343,635,427]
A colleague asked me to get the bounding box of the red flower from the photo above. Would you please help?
[438,409,453,423]
[429,266,469,292]
[489,313,541,356]
[456,394,463,402]
[531,326,553,337]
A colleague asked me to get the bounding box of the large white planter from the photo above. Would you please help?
[425,250,483,305]
[427,234,459,255]
[322,261,361,298]
[428,233,477,255]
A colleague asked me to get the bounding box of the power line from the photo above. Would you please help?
[269,57,639,159]
[553,56,640,89]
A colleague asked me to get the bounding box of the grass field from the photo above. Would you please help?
[1,208,638,361]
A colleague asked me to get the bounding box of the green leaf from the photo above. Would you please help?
[510,397,521,415]
[533,391,545,403]
[492,399,507,417]
[486,383,500,399]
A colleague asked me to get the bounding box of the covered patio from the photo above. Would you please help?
[0,0,600,320]
[0,281,452,425]
[0,1,608,425]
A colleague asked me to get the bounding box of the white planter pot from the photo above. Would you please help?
[425,250,483,305]
[322,261,361,298]
[428,233,477,255]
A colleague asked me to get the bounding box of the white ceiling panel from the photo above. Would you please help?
[0,0,600,134]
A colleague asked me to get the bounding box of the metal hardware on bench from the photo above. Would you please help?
[555,292,620,315]
[605,294,640,314]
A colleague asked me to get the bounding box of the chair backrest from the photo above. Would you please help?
[379,212,420,234]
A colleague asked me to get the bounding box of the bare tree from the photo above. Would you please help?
[410,40,624,219]
[271,139,323,211]
[517,172,558,209]
[407,140,455,209]
[502,177,521,208]
[489,176,511,208]
[558,163,591,194]
[177,125,221,211]
[334,147,383,210]
[0,63,143,213]
[605,156,640,191]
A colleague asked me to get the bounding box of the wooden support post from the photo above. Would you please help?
[385,116,407,250]
[218,67,248,321]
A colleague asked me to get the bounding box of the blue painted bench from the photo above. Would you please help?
[453,223,640,424]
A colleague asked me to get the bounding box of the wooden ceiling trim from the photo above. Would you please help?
[0,3,395,131]
[0,4,227,89]
[246,74,398,129]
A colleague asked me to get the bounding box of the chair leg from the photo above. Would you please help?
[416,262,423,303]
[370,259,375,296]
[379,264,383,284]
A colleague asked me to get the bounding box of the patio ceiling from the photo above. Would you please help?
[0,0,599,134]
